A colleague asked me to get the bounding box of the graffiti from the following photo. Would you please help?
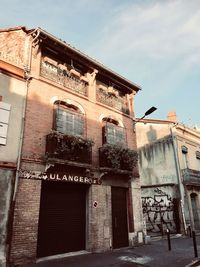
[154,188,167,195]
[142,188,180,235]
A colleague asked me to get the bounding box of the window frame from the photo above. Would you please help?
[54,101,85,137]
[196,151,200,160]
[102,120,126,146]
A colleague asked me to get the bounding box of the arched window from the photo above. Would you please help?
[181,145,188,169]
[102,117,126,145]
[54,100,84,137]
[196,151,200,160]
[182,146,188,154]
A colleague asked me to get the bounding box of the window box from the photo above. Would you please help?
[46,131,94,164]
[99,144,138,171]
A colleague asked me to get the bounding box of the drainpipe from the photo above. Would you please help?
[12,30,39,201]
[12,76,31,201]
[7,31,37,265]
[170,126,187,234]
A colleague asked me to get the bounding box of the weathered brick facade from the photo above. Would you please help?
[0,26,144,266]
[9,179,41,266]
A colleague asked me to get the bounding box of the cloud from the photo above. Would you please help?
[88,0,200,72]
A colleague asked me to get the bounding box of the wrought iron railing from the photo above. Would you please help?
[40,61,88,96]
[46,132,92,164]
[99,145,137,171]
[96,89,129,115]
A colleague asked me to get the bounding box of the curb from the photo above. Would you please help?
[185,259,200,267]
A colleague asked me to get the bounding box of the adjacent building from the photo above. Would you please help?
[0,27,29,267]
[136,112,200,237]
[0,26,144,266]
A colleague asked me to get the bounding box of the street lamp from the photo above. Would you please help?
[133,106,157,125]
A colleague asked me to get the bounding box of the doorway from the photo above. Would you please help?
[111,187,129,248]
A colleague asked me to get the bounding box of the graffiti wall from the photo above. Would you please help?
[142,187,180,236]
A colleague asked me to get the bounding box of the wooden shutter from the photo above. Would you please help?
[106,123,116,144]
[105,122,126,145]
[55,107,84,136]
[0,102,11,145]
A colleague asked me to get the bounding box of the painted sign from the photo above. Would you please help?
[19,169,101,185]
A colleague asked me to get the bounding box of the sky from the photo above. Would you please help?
[1,0,200,126]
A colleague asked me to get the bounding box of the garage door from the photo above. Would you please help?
[37,181,87,258]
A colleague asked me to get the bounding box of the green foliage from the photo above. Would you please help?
[101,144,138,170]
[49,130,94,154]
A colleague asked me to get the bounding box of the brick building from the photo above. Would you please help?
[0,26,144,266]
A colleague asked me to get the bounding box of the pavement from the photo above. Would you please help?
[20,235,200,267]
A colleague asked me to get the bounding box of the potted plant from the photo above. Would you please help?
[100,143,138,171]
[46,130,94,163]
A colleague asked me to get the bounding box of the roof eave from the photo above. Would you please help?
[36,27,141,93]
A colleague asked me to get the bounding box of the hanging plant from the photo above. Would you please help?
[100,144,138,171]
[101,144,122,169]
[120,147,138,170]
[47,130,94,157]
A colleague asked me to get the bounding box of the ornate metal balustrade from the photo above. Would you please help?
[99,145,138,172]
[182,168,200,186]
[46,132,93,165]
[40,61,88,96]
[96,88,130,115]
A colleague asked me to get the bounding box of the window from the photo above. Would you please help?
[0,101,11,145]
[54,101,84,137]
[103,120,126,145]
[196,151,200,160]
[181,145,188,169]
[182,146,188,154]
[196,151,200,171]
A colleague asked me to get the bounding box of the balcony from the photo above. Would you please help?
[182,168,200,186]
[96,88,129,115]
[45,132,93,165]
[99,144,138,173]
[40,61,88,96]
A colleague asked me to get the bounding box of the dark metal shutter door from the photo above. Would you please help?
[112,187,129,248]
[37,181,87,258]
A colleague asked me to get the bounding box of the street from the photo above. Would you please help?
[20,235,200,267]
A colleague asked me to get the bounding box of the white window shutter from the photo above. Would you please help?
[0,102,11,145]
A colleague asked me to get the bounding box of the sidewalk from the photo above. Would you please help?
[20,235,200,267]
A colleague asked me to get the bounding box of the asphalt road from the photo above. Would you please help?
[20,235,200,267]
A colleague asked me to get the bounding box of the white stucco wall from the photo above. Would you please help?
[136,122,172,148]
[0,73,26,163]
[136,122,178,186]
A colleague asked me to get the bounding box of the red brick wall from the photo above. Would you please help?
[9,179,41,266]
[22,78,137,166]
[9,37,140,265]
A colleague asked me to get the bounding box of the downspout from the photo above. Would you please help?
[12,76,31,201]
[7,30,39,265]
[12,29,40,201]
[170,126,187,234]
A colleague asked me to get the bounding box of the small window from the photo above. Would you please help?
[0,101,11,145]
[196,151,200,160]
[182,146,188,154]
[103,121,126,145]
[54,101,84,137]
